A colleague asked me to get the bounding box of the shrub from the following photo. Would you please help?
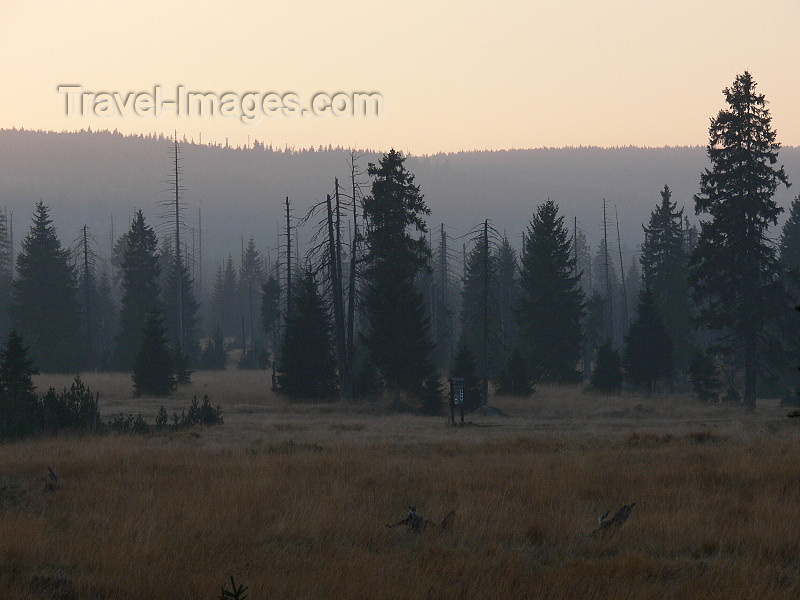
[110,396,223,435]
[187,394,224,426]
[40,376,98,433]
[109,413,150,434]
[169,395,224,431]
[0,332,103,440]
[155,405,168,430]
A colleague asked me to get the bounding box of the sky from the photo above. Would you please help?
[1,0,798,154]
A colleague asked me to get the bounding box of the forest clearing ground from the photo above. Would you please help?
[0,371,796,599]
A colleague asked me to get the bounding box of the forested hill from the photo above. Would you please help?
[2,129,799,267]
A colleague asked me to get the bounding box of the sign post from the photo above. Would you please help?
[451,377,465,425]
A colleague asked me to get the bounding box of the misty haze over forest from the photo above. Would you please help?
[5,0,800,596]
[3,128,798,274]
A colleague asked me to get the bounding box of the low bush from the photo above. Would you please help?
[109,395,224,435]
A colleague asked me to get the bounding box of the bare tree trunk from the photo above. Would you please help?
[603,199,613,342]
[327,194,350,401]
[615,205,628,331]
[83,224,92,370]
[173,135,183,353]
[346,153,360,372]
[285,196,292,315]
[439,223,450,368]
[483,220,489,408]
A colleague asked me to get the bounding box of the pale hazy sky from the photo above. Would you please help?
[1,0,798,154]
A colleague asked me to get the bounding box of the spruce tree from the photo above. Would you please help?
[691,71,791,410]
[454,229,518,387]
[110,230,130,291]
[156,236,199,362]
[593,239,622,344]
[94,272,118,369]
[200,327,227,370]
[589,341,622,393]
[132,308,177,397]
[156,236,173,306]
[460,229,501,380]
[689,349,721,401]
[75,228,118,371]
[0,330,39,439]
[419,371,445,416]
[779,194,800,279]
[518,200,584,382]
[114,211,161,370]
[773,195,800,396]
[625,258,641,328]
[261,273,281,359]
[640,185,692,372]
[211,256,239,339]
[583,292,606,378]
[351,343,381,399]
[576,225,597,376]
[496,347,533,397]
[239,237,265,351]
[210,263,225,329]
[277,268,337,400]
[497,236,520,369]
[623,287,673,391]
[683,216,699,254]
[11,201,82,372]
[162,252,199,363]
[362,150,435,398]
[575,228,593,296]
[77,255,97,369]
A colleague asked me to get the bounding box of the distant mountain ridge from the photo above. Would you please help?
[1,129,798,275]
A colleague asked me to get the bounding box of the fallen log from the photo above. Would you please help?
[387,506,456,531]
[592,503,635,535]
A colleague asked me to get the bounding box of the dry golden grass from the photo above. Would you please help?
[1,372,798,599]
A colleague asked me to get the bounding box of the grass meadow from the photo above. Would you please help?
[0,370,799,599]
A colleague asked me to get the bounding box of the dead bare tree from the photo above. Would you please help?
[70,225,99,370]
[345,152,367,381]
[285,196,292,316]
[156,133,189,353]
[460,219,505,412]
[326,192,350,400]
[615,205,628,330]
